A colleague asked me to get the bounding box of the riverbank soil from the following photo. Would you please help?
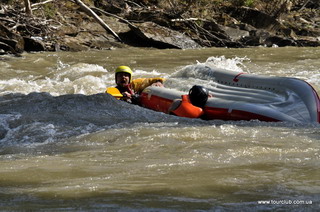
[0,0,319,55]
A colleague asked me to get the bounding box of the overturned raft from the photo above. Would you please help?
[140,67,320,123]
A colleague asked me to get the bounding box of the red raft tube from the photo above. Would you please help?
[140,68,320,123]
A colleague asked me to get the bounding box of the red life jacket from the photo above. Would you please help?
[171,95,204,118]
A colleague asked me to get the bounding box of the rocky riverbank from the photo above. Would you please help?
[0,0,319,55]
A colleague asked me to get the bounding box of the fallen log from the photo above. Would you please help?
[71,0,122,42]
[91,6,137,29]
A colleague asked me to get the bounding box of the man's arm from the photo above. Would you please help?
[132,78,165,93]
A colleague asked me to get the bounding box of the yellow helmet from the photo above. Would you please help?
[115,66,133,83]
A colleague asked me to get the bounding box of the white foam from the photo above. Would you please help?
[204,56,250,73]
[166,56,250,91]
[0,63,113,96]
[134,69,164,77]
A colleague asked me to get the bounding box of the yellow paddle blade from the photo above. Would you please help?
[106,87,123,98]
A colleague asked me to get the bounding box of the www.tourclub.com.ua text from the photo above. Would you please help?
[257,200,313,205]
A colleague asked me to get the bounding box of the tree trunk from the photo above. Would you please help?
[72,0,122,42]
[24,0,32,16]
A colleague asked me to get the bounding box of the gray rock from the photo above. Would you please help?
[130,22,201,49]
[219,25,250,41]
[24,37,46,52]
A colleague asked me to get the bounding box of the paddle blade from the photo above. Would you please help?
[106,87,123,98]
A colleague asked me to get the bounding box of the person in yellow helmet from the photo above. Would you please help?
[109,65,165,103]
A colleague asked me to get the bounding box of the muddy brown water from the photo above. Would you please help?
[0,47,319,211]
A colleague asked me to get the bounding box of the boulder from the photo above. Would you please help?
[265,36,297,47]
[200,20,243,46]
[129,22,201,49]
[224,6,282,33]
[24,37,46,52]
[296,38,320,47]
[240,29,271,46]
[57,24,79,37]
[219,25,250,41]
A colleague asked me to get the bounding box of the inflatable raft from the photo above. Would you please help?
[140,67,320,123]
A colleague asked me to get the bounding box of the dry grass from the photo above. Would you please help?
[141,0,318,17]
[5,0,318,20]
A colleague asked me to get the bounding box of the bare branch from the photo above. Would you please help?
[124,0,142,8]
[24,0,32,15]
[91,7,137,29]
[298,0,311,11]
[31,0,56,9]
[71,0,122,42]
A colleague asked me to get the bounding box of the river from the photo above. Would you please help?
[0,47,319,211]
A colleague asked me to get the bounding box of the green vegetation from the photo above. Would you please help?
[41,3,57,19]
[244,0,255,7]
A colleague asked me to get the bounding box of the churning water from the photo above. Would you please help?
[0,47,319,211]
